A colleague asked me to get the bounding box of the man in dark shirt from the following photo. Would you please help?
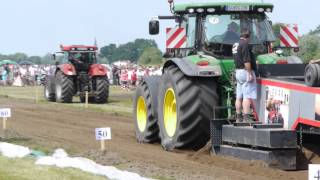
[69,53,90,72]
[223,22,240,43]
[233,29,257,122]
[112,65,120,85]
[4,63,10,74]
[4,63,11,83]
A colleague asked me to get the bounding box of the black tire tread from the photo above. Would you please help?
[95,77,109,104]
[305,64,319,87]
[158,65,219,150]
[56,71,74,103]
[134,77,160,143]
[44,76,56,102]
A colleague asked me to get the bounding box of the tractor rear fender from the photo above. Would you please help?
[89,64,107,77]
[57,64,77,76]
[163,58,222,77]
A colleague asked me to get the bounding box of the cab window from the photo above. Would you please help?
[186,16,196,48]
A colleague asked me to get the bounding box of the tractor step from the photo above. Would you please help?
[222,125,297,149]
[220,145,296,170]
[233,122,262,127]
[253,123,284,129]
[210,119,232,154]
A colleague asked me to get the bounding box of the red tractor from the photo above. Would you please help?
[44,45,109,104]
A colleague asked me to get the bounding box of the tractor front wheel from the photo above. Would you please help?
[158,65,219,150]
[55,71,75,103]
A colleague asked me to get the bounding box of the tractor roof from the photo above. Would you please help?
[173,1,273,13]
[60,45,98,52]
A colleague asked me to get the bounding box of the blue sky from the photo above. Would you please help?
[0,0,318,56]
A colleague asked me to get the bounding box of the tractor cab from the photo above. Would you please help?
[60,45,98,72]
[149,0,304,79]
[150,1,276,59]
[203,13,276,58]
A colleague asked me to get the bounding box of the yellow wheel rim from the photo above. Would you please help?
[137,96,147,132]
[163,88,177,137]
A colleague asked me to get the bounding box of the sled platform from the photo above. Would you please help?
[220,145,296,170]
[210,121,297,170]
[219,125,297,170]
[222,125,297,149]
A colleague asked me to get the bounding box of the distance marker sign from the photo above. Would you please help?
[309,164,320,180]
[0,108,11,118]
[95,127,111,141]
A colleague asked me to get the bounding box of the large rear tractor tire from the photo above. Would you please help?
[305,63,320,87]
[133,76,161,143]
[44,76,56,102]
[94,76,109,104]
[55,71,75,103]
[158,65,219,150]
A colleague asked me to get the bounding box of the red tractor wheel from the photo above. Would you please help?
[94,76,109,104]
[55,71,75,103]
[44,76,56,102]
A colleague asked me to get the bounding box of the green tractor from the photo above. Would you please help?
[133,0,304,150]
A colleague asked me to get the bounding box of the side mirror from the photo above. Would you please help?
[149,19,159,35]
[52,54,56,60]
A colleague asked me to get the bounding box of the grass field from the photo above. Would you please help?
[0,86,132,179]
[0,85,134,117]
[0,156,107,180]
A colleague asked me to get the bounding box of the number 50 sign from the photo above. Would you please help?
[95,127,111,140]
[0,108,11,118]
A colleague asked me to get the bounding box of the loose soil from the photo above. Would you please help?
[0,96,318,180]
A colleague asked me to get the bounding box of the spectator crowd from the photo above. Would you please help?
[0,62,162,90]
[0,64,54,86]
[110,64,162,90]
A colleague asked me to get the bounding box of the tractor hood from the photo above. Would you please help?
[184,54,220,66]
[164,54,222,77]
[257,53,302,64]
[256,53,305,77]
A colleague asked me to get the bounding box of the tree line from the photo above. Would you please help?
[272,24,320,62]
[299,25,320,61]
[99,39,163,65]
[0,53,55,65]
[1,25,320,65]
[0,38,164,66]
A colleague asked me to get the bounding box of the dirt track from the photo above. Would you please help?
[0,96,312,180]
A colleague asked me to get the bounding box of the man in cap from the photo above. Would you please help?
[233,28,257,122]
